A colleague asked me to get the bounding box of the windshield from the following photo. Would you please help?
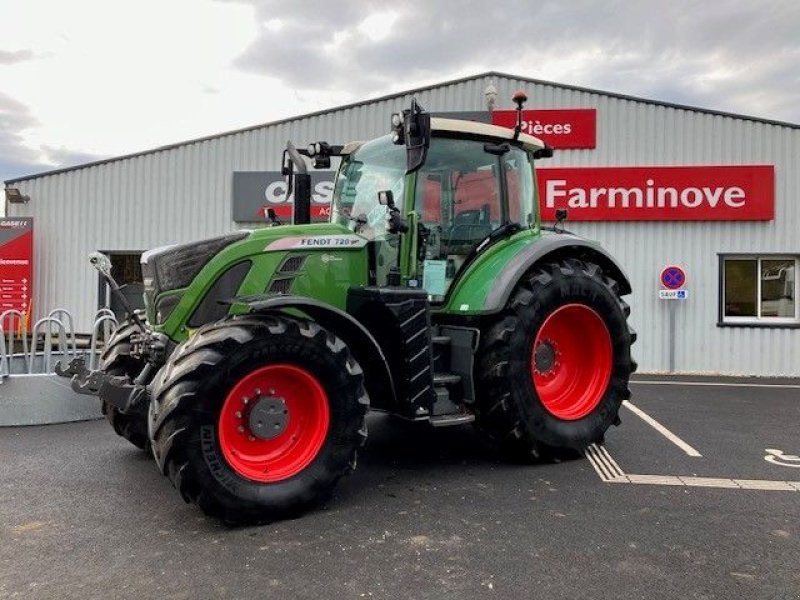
[415,136,534,247]
[332,136,406,239]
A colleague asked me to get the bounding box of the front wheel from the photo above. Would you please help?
[476,258,636,460]
[148,315,369,525]
[98,315,149,450]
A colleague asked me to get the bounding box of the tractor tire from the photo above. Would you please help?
[99,314,149,451]
[476,258,636,461]
[148,314,369,525]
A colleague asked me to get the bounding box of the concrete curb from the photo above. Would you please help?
[0,374,103,426]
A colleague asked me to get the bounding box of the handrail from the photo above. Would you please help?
[88,314,119,370]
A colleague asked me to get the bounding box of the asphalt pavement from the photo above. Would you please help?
[1,377,798,600]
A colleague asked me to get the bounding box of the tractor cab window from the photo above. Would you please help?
[332,136,406,241]
[415,136,534,300]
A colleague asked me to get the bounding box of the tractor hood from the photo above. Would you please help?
[140,222,368,334]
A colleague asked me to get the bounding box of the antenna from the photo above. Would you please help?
[511,90,528,141]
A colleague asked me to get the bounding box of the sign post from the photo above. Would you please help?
[658,265,687,372]
[0,218,34,332]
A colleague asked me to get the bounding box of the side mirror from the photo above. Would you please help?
[378,190,394,207]
[377,190,408,234]
[390,99,431,173]
[266,208,282,226]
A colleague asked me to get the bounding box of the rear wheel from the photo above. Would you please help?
[98,315,148,450]
[476,258,636,460]
[148,315,369,525]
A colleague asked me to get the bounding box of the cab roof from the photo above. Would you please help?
[341,117,546,156]
[431,117,545,151]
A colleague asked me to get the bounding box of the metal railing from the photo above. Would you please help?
[0,308,120,380]
[0,310,30,383]
[88,313,119,369]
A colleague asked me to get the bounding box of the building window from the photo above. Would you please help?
[720,255,798,326]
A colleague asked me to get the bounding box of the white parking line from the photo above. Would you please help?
[622,400,702,457]
[583,444,800,492]
[632,380,800,389]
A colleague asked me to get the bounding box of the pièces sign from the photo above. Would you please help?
[491,109,597,149]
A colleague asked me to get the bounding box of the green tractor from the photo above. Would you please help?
[58,93,636,524]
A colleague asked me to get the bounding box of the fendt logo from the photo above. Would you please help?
[537,165,774,221]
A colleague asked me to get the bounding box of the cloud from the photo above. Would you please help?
[0,92,107,182]
[0,92,46,181]
[0,49,36,65]
[40,145,107,168]
[225,0,800,123]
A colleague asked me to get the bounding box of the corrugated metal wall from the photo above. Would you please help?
[8,74,799,375]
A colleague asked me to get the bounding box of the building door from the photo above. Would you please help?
[97,251,144,321]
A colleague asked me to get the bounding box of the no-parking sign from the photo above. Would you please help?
[659,265,688,300]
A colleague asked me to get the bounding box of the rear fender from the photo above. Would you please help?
[484,234,632,313]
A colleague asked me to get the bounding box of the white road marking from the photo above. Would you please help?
[632,380,800,389]
[584,444,626,481]
[622,400,703,457]
[584,445,629,482]
[764,448,800,468]
[583,446,800,492]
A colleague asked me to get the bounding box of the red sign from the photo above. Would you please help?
[492,109,596,149]
[660,266,687,290]
[259,204,330,220]
[0,218,33,331]
[537,165,774,221]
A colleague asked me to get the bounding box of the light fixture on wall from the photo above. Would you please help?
[5,187,29,204]
[484,84,498,111]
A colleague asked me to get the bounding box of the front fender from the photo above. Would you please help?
[236,295,397,407]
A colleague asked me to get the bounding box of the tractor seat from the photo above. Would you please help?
[446,223,493,247]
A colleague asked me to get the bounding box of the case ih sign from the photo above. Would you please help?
[0,218,33,330]
[537,165,775,221]
[491,109,597,149]
[233,172,333,221]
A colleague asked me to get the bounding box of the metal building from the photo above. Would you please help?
[3,72,798,376]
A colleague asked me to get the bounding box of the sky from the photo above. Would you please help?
[1,0,798,182]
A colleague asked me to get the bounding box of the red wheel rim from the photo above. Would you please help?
[530,304,613,420]
[218,364,329,482]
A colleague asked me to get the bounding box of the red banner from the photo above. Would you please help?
[0,218,33,331]
[536,165,774,221]
[492,109,596,149]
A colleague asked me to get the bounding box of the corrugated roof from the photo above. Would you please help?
[6,70,799,184]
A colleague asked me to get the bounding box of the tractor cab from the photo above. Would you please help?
[329,112,546,298]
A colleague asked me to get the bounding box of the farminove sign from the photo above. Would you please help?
[538,165,775,221]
